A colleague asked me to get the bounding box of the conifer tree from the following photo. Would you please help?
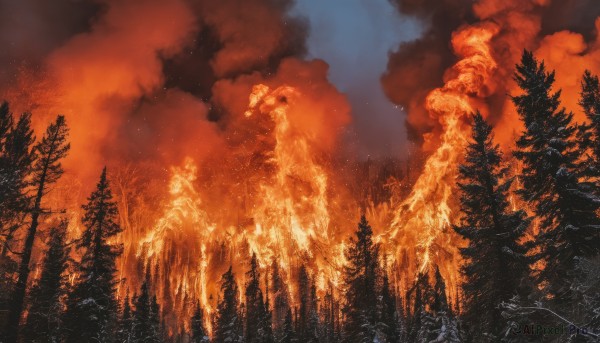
[245,253,269,343]
[0,101,11,144]
[297,264,318,343]
[63,168,122,343]
[307,283,320,343]
[191,301,210,343]
[271,260,290,341]
[117,293,134,343]
[430,268,461,343]
[379,271,399,343]
[263,284,275,343]
[0,111,35,256]
[280,308,297,343]
[454,112,532,341]
[578,70,600,179]
[22,221,69,343]
[341,215,380,343]
[0,106,35,326]
[513,51,600,312]
[319,285,337,343]
[214,266,242,343]
[408,273,433,343]
[150,295,162,341]
[132,278,161,343]
[5,114,69,343]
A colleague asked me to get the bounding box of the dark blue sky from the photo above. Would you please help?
[292,0,422,158]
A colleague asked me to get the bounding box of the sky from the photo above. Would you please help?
[292,0,422,159]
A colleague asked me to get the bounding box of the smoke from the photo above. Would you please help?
[383,0,600,145]
[0,0,313,184]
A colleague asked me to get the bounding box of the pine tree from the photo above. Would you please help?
[117,293,134,343]
[5,114,69,343]
[407,273,433,343]
[131,277,161,343]
[297,264,318,343]
[578,70,600,180]
[245,253,269,343]
[0,111,35,257]
[307,283,320,343]
[280,308,297,343]
[379,271,399,343]
[430,268,461,343]
[263,283,275,343]
[341,215,380,343]
[454,112,532,341]
[0,106,35,328]
[63,168,123,343]
[214,266,242,343]
[22,221,69,343]
[191,301,209,343]
[271,260,290,341]
[513,51,600,312]
[150,295,162,342]
[319,285,337,343]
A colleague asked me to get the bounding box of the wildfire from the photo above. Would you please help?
[4,0,600,337]
[126,84,345,329]
[388,23,499,293]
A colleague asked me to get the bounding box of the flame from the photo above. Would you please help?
[123,84,345,331]
[388,23,499,293]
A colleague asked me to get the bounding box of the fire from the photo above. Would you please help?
[388,23,499,293]
[137,158,215,317]
[126,84,345,329]
[3,0,600,337]
[244,84,331,260]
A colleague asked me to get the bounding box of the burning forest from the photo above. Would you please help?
[1,0,600,342]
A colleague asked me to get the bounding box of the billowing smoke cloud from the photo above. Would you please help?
[383,0,600,145]
[0,0,312,184]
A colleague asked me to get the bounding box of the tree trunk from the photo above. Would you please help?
[4,171,47,343]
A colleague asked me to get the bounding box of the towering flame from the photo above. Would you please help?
[123,83,346,330]
[388,23,499,293]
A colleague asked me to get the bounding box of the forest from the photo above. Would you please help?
[0,50,599,343]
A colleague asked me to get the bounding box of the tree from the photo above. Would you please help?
[0,105,35,328]
[513,51,600,313]
[319,285,338,343]
[22,221,69,343]
[578,70,600,180]
[454,112,532,341]
[407,272,433,343]
[245,253,270,343]
[430,268,461,343]
[0,110,35,257]
[280,308,297,343]
[132,277,161,343]
[117,293,134,343]
[341,215,380,343]
[191,301,209,343]
[5,114,69,343]
[379,270,399,343]
[271,260,290,341]
[63,168,123,343]
[297,264,318,343]
[214,266,242,343]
